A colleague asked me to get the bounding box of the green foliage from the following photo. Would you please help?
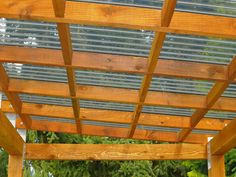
[0,148,8,177]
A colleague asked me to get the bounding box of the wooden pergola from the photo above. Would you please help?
[0,0,235,176]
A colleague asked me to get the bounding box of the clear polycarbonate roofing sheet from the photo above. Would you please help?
[137,125,181,132]
[19,94,72,107]
[3,63,68,83]
[75,70,143,89]
[223,84,236,98]
[1,19,236,65]
[142,105,194,117]
[191,129,219,135]
[149,77,214,95]
[72,0,236,17]
[205,110,236,120]
[0,19,60,49]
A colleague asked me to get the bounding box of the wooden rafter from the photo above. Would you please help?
[52,0,81,133]
[178,56,236,142]
[0,65,31,128]
[0,109,24,155]
[0,46,229,83]
[5,79,236,112]
[0,0,236,38]
[210,115,236,155]
[16,119,211,144]
[1,100,230,131]
[25,144,207,160]
[128,0,177,137]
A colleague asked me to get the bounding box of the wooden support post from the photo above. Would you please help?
[8,155,23,177]
[208,155,225,177]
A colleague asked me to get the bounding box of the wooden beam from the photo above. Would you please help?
[178,57,236,142]
[25,144,207,160]
[0,0,235,38]
[6,78,236,112]
[210,116,236,155]
[16,119,210,144]
[208,155,225,177]
[1,101,230,131]
[8,155,23,177]
[0,109,24,155]
[0,65,31,128]
[0,46,228,82]
[52,0,81,133]
[129,0,177,137]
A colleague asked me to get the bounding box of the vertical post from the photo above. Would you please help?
[208,137,225,177]
[8,155,23,177]
[0,93,25,177]
[208,155,225,177]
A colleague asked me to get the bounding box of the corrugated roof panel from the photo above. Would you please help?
[142,105,194,117]
[223,84,236,98]
[31,115,76,124]
[205,110,236,120]
[19,94,72,107]
[150,77,213,95]
[3,63,68,83]
[162,34,236,65]
[0,19,60,49]
[137,125,180,132]
[191,129,219,135]
[76,70,143,89]
[1,19,235,65]
[72,0,236,17]
[80,100,135,112]
[70,24,152,57]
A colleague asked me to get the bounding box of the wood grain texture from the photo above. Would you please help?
[1,101,229,131]
[16,119,210,144]
[8,155,23,177]
[0,0,235,38]
[178,57,236,142]
[210,117,236,155]
[52,0,81,133]
[0,65,31,128]
[208,155,225,177]
[129,0,177,137]
[0,46,228,82]
[25,144,207,160]
[0,109,24,155]
[7,79,236,112]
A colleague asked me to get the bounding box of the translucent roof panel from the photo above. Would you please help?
[82,120,130,128]
[19,94,72,107]
[80,100,135,112]
[161,33,236,65]
[149,77,214,95]
[205,110,236,120]
[223,84,236,98]
[72,0,236,17]
[0,19,60,49]
[3,63,68,83]
[142,105,194,117]
[31,115,76,124]
[70,24,152,56]
[1,19,236,65]
[137,125,181,132]
[76,70,143,89]
[191,129,219,135]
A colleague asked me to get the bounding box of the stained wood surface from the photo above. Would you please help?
[25,144,207,160]
[0,65,31,128]
[0,46,228,82]
[0,0,235,38]
[6,79,236,112]
[208,155,225,177]
[0,109,24,155]
[8,155,23,177]
[16,119,211,144]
